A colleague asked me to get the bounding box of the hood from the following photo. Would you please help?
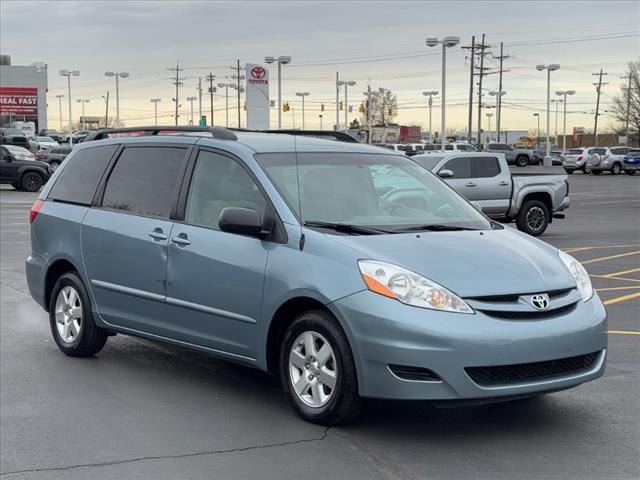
[329,228,575,297]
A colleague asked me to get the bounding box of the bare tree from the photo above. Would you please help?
[608,60,640,145]
[360,88,398,126]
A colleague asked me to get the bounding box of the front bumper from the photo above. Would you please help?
[623,164,639,171]
[331,290,607,400]
[557,196,570,212]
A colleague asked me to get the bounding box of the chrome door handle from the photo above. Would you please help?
[171,235,191,246]
[465,182,477,187]
[148,230,168,240]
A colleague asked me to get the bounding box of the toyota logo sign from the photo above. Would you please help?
[251,66,266,79]
[530,294,550,310]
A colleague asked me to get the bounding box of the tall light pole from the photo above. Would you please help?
[422,91,438,142]
[551,98,563,139]
[150,98,161,126]
[426,36,460,150]
[55,94,64,131]
[489,90,506,142]
[59,70,79,145]
[536,64,560,166]
[218,82,234,127]
[556,90,575,154]
[295,92,309,129]
[265,55,291,129]
[336,80,356,129]
[533,113,540,149]
[228,84,244,128]
[104,71,129,127]
[76,99,90,129]
[186,96,197,125]
[318,114,323,131]
[486,112,493,143]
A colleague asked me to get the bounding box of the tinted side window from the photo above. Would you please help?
[185,150,267,230]
[474,156,501,178]
[102,146,187,218]
[443,157,472,178]
[48,145,118,205]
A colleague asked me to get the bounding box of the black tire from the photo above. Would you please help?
[279,310,361,425]
[49,272,108,357]
[625,170,636,176]
[21,172,43,192]
[611,163,622,175]
[564,169,574,175]
[583,164,592,174]
[516,199,549,236]
[592,169,602,175]
[49,161,61,172]
[10,182,22,190]
[515,155,529,167]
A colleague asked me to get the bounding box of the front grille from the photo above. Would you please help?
[469,288,573,304]
[465,351,600,386]
[388,364,441,382]
[480,302,577,320]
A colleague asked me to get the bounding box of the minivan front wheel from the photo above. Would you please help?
[279,310,361,425]
[49,272,108,357]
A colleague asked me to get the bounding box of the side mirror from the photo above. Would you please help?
[218,207,266,238]
[4,155,14,162]
[470,201,483,212]
[438,169,454,178]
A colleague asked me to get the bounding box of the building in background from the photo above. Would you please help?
[0,55,48,130]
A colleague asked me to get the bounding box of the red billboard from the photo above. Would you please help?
[0,87,38,115]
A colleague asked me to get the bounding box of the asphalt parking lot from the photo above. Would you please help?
[1,172,639,480]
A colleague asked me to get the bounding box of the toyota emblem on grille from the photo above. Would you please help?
[530,294,549,310]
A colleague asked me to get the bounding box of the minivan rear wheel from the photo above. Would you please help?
[279,310,361,425]
[49,272,108,357]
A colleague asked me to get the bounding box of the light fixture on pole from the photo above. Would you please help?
[426,36,460,150]
[295,92,310,129]
[186,96,197,125]
[485,112,493,144]
[150,98,161,126]
[536,64,560,166]
[265,55,291,129]
[556,90,575,155]
[489,90,506,142]
[422,91,438,142]
[336,80,356,129]
[76,99,90,129]
[55,94,64,131]
[59,69,79,145]
[533,113,540,149]
[104,71,129,127]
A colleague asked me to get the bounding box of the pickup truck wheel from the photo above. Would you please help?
[515,155,529,167]
[611,163,622,175]
[280,310,361,425]
[564,169,574,174]
[21,172,43,192]
[516,200,549,236]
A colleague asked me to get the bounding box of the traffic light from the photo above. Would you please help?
[359,103,365,113]
[320,103,325,111]
[339,101,344,111]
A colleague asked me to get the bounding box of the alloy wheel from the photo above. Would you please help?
[54,286,83,344]
[526,206,546,232]
[289,331,337,408]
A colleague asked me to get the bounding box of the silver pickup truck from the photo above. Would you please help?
[413,152,570,236]
[483,142,535,167]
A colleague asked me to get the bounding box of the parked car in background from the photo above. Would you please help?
[412,151,570,236]
[60,130,92,144]
[29,136,60,152]
[483,143,534,167]
[590,146,632,175]
[422,142,477,154]
[35,147,72,172]
[381,144,424,156]
[0,127,30,149]
[38,129,64,143]
[2,145,35,161]
[563,147,591,174]
[532,149,563,166]
[0,144,50,192]
[622,149,640,175]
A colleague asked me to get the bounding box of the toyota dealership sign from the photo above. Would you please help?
[245,63,269,129]
[0,87,38,115]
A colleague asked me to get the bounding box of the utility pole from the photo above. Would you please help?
[229,60,244,128]
[621,73,633,142]
[475,34,488,149]
[168,60,183,126]
[592,69,608,146]
[207,73,215,125]
[103,91,109,127]
[198,77,203,122]
[462,35,475,142]
[335,72,340,131]
[495,41,509,143]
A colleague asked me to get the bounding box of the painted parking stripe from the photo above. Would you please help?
[603,292,640,306]
[581,251,640,265]
[591,275,640,283]
[602,268,640,278]
[562,245,640,253]
[596,286,640,292]
[608,330,640,336]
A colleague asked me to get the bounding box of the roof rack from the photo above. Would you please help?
[82,126,238,143]
[262,129,358,143]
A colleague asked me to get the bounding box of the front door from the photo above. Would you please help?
[472,155,511,215]
[440,156,477,201]
[0,147,18,183]
[165,149,270,359]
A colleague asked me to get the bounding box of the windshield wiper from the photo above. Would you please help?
[394,224,480,232]
[303,221,392,235]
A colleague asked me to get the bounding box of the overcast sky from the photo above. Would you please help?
[2,0,638,133]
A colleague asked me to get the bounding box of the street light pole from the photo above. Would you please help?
[55,94,64,131]
[295,92,309,129]
[556,90,575,155]
[59,70,79,145]
[427,36,460,151]
[76,99,89,129]
[489,90,506,142]
[218,83,233,127]
[486,112,493,143]
[318,114,323,131]
[150,98,161,126]
[422,91,438,142]
[104,71,130,127]
[536,64,560,166]
[187,96,197,125]
[265,56,291,129]
[533,113,540,149]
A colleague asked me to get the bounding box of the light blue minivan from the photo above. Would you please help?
[26,127,607,424]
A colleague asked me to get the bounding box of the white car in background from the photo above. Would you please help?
[2,145,35,161]
[563,147,603,174]
[590,146,633,175]
[28,136,60,152]
[422,142,477,154]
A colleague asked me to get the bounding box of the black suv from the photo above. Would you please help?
[36,146,72,172]
[0,145,51,192]
[39,129,64,143]
[0,128,30,149]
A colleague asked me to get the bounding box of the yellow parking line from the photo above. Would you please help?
[596,286,640,292]
[581,251,640,265]
[608,330,640,335]
[603,292,640,306]
[602,268,640,278]
[591,275,640,283]
[563,245,640,253]
[563,247,594,253]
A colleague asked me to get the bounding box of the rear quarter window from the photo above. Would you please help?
[48,145,118,205]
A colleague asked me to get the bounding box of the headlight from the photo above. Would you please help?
[558,250,593,302]
[358,260,474,314]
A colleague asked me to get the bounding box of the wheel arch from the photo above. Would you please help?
[44,258,81,312]
[521,191,552,213]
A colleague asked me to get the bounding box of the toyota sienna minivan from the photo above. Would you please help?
[26,126,607,425]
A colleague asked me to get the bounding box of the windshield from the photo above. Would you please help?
[5,146,31,155]
[37,137,55,142]
[256,152,492,231]
[412,155,444,171]
[3,128,24,135]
